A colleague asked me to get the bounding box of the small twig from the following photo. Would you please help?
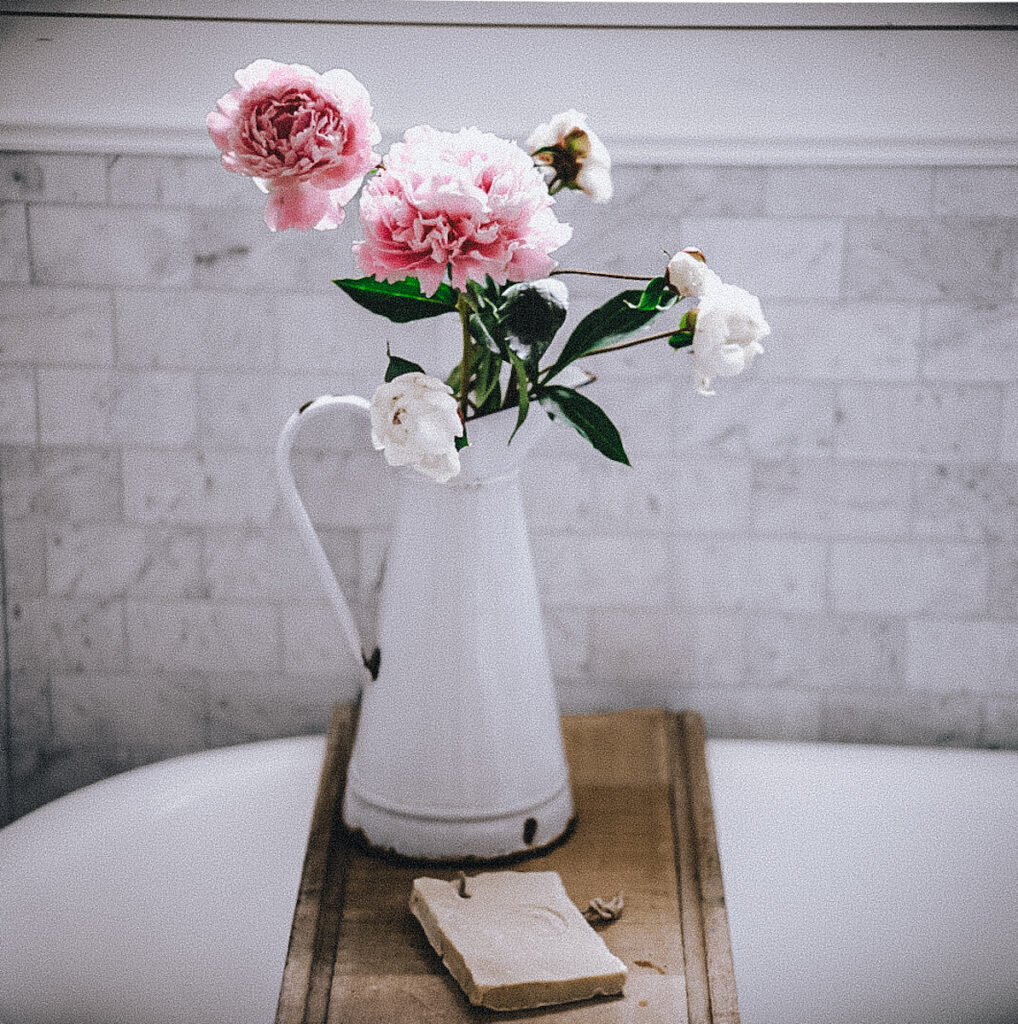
[583,892,624,924]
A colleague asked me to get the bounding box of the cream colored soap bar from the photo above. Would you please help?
[409,870,627,1011]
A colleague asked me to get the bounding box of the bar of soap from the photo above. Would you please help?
[409,870,627,1011]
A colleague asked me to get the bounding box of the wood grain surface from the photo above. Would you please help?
[275,707,738,1024]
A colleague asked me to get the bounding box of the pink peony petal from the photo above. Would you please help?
[264,182,335,232]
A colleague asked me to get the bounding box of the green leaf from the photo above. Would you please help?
[333,276,458,323]
[544,289,667,380]
[384,350,426,382]
[473,347,503,413]
[507,350,530,444]
[667,329,695,350]
[623,276,678,313]
[537,385,630,466]
[468,309,505,355]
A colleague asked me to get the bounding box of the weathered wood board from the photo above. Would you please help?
[276,707,739,1024]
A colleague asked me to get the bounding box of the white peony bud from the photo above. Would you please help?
[370,372,464,483]
[665,249,721,298]
[526,109,613,203]
[689,283,770,396]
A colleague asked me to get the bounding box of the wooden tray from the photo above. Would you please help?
[275,707,739,1024]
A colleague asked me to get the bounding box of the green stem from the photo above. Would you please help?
[550,269,656,282]
[560,327,684,363]
[456,293,473,425]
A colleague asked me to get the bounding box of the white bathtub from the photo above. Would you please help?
[1,734,1016,1024]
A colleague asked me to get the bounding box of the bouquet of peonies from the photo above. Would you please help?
[208,60,769,483]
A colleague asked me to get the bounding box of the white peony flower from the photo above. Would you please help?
[665,249,721,298]
[689,283,770,396]
[370,372,464,483]
[526,109,613,203]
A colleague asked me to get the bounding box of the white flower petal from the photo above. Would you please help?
[369,372,463,482]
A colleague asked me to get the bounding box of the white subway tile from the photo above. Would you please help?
[275,291,421,383]
[743,537,827,611]
[933,168,1018,217]
[576,457,680,533]
[38,368,197,447]
[588,607,745,690]
[923,302,1018,382]
[520,456,583,531]
[203,524,357,601]
[123,449,278,524]
[30,205,192,287]
[1004,386,1018,460]
[1,446,121,520]
[0,204,30,282]
[672,535,826,612]
[0,367,36,443]
[829,540,988,616]
[115,289,278,370]
[533,532,673,608]
[542,605,590,681]
[50,671,206,758]
[45,522,203,599]
[745,613,906,690]
[760,301,921,382]
[844,218,1018,303]
[767,166,934,217]
[204,670,344,746]
[752,458,912,539]
[108,154,258,208]
[913,463,1018,541]
[7,596,127,674]
[188,207,358,294]
[670,378,836,459]
[1,516,45,597]
[907,619,1018,695]
[835,384,1001,462]
[0,153,105,203]
[577,376,679,460]
[127,599,280,674]
[0,285,113,365]
[560,166,766,272]
[677,217,844,299]
[989,541,1018,618]
[672,456,753,533]
[198,371,281,449]
[820,689,983,746]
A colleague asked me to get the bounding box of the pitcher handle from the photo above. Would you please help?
[275,394,377,681]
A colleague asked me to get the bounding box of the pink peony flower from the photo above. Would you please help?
[207,59,380,232]
[353,125,572,296]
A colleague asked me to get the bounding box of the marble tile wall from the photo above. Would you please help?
[2,151,1017,822]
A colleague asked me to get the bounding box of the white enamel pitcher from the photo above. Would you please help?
[276,395,574,862]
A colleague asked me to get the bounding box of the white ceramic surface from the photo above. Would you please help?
[1,735,1016,1024]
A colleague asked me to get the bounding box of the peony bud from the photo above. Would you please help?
[665,249,721,298]
[526,110,613,203]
